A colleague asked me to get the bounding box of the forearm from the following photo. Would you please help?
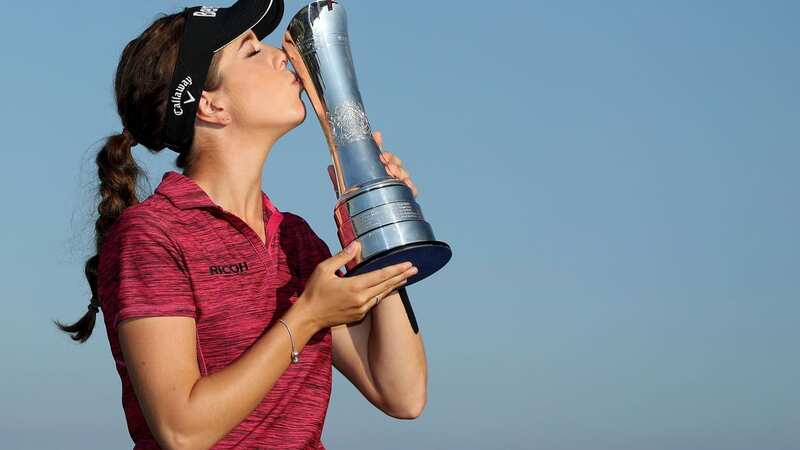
[170,303,319,449]
[368,289,428,418]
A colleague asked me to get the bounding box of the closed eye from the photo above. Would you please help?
[248,49,261,58]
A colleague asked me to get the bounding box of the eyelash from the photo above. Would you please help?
[248,48,261,57]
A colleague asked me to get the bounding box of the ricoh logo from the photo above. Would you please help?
[170,76,195,116]
[209,261,249,275]
[193,6,219,17]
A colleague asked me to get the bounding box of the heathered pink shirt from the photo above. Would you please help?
[97,170,338,449]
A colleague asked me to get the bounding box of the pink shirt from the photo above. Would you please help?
[97,170,337,449]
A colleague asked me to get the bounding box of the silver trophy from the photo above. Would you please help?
[284,1,451,287]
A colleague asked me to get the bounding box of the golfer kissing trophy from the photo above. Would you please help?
[284,1,451,330]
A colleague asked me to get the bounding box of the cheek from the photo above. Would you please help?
[238,76,303,124]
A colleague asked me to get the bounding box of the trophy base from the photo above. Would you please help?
[342,240,452,287]
[334,178,452,286]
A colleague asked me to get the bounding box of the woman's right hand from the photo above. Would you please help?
[298,240,418,330]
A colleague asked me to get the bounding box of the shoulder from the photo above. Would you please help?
[96,199,192,314]
[101,197,183,257]
[278,211,335,263]
[280,211,322,241]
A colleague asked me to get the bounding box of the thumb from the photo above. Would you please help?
[324,240,360,272]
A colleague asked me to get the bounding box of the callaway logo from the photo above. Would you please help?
[193,6,219,17]
[170,76,195,116]
[209,261,250,275]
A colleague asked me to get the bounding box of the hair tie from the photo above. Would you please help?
[87,296,101,314]
[122,128,138,147]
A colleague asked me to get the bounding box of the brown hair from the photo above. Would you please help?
[53,12,225,343]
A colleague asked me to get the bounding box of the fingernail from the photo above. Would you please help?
[345,241,357,254]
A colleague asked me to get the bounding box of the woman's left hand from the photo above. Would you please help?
[327,130,419,198]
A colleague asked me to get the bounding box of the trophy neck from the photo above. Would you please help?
[286,1,393,197]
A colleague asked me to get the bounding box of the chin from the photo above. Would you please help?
[290,100,307,127]
[269,99,307,137]
[274,106,306,138]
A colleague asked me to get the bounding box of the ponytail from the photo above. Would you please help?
[54,12,211,342]
[53,130,141,342]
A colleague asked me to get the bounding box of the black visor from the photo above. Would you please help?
[163,0,285,153]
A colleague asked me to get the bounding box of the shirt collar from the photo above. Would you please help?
[154,170,281,221]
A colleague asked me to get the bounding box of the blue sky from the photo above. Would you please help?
[1,1,798,449]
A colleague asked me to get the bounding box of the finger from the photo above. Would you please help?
[406,178,419,197]
[363,265,417,302]
[404,178,419,197]
[364,280,402,311]
[383,161,395,177]
[380,151,403,168]
[382,161,403,178]
[382,158,417,195]
[393,165,410,181]
[373,130,384,150]
[375,287,404,306]
[369,290,390,309]
[351,261,413,290]
[386,152,403,167]
[390,165,406,180]
[323,240,360,272]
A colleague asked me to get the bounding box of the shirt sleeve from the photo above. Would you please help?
[109,211,197,330]
[292,213,345,279]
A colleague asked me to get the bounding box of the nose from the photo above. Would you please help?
[279,50,289,69]
[262,44,290,70]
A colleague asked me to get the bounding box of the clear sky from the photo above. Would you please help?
[1,1,798,449]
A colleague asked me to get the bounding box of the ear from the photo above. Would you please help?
[196,90,230,126]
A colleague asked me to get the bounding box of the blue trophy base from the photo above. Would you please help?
[343,240,452,287]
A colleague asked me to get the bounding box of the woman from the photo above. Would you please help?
[53,1,427,449]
